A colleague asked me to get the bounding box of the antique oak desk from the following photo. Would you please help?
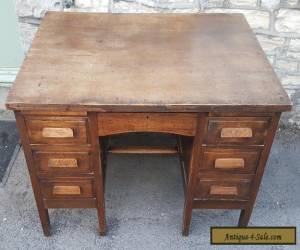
[6,12,291,236]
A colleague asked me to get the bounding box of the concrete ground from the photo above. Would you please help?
[0,127,299,250]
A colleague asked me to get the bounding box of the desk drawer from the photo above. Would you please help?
[195,175,252,201]
[98,113,197,136]
[204,117,270,145]
[25,116,88,145]
[40,178,95,199]
[201,148,261,174]
[33,151,92,175]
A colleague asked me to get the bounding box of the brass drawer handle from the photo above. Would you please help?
[215,158,245,169]
[210,185,238,196]
[42,128,74,138]
[53,185,81,195]
[48,158,78,168]
[221,128,252,138]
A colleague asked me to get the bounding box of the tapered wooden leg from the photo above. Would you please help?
[182,114,206,236]
[238,207,253,227]
[15,112,51,236]
[27,164,51,236]
[38,208,51,236]
[101,137,108,187]
[182,202,193,236]
[238,114,281,228]
[89,113,106,235]
[97,205,106,236]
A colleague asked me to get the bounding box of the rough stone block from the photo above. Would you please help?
[203,0,226,8]
[74,0,109,8]
[281,75,300,97]
[74,0,94,8]
[289,39,300,52]
[286,0,299,7]
[256,35,285,55]
[286,51,300,60]
[204,8,270,30]
[275,9,300,33]
[112,1,159,13]
[18,23,38,53]
[15,0,60,18]
[261,0,280,9]
[275,60,298,72]
[168,8,199,13]
[230,0,257,7]
[159,0,195,3]
[267,55,275,65]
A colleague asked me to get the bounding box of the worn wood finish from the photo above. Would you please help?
[21,111,88,116]
[6,12,291,113]
[179,136,193,185]
[30,144,91,152]
[177,136,188,195]
[98,113,197,136]
[201,148,261,174]
[33,151,92,175]
[14,111,106,236]
[210,185,238,196]
[108,146,178,154]
[221,127,252,138]
[196,176,252,200]
[42,127,74,138]
[182,113,207,236]
[25,116,88,145]
[40,178,94,198]
[44,198,97,208]
[193,200,248,209]
[48,158,78,168]
[88,112,106,235]
[6,13,292,237]
[214,158,245,169]
[52,185,81,195]
[238,113,281,227]
[208,112,274,117]
[178,112,283,235]
[205,117,271,145]
[15,112,51,236]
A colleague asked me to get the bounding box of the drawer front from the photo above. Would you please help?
[205,117,270,145]
[201,148,261,174]
[40,178,95,199]
[43,198,97,208]
[25,116,88,144]
[98,113,198,136]
[195,176,252,201]
[33,151,92,175]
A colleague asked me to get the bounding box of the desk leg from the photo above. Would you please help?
[101,137,108,188]
[182,114,206,236]
[88,113,106,235]
[15,112,51,236]
[238,113,281,228]
[238,207,253,227]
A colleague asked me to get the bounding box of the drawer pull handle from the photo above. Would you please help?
[210,185,238,196]
[48,158,78,168]
[221,128,252,138]
[42,128,74,138]
[215,158,245,169]
[53,185,81,195]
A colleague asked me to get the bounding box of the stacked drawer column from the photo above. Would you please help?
[182,112,281,235]
[15,111,106,236]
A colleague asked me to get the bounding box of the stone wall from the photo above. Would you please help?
[13,0,300,127]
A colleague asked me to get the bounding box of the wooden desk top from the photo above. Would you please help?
[6,12,291,112]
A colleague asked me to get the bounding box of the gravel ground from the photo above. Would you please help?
[0,128,299,250]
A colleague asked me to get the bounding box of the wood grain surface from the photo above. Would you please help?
[6,12,291,112]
